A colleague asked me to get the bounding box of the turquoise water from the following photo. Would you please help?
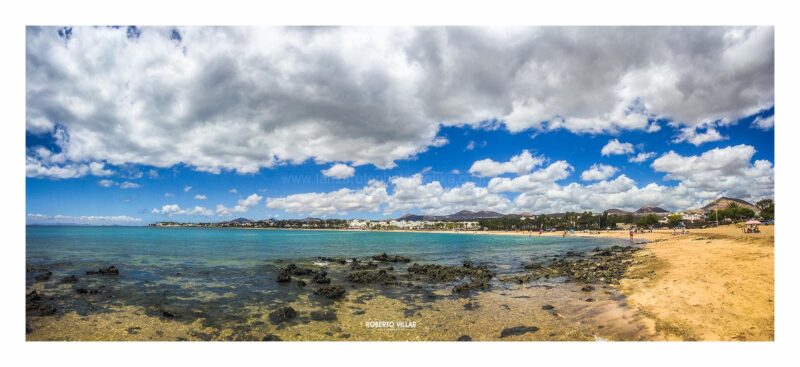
[26,226,629,331]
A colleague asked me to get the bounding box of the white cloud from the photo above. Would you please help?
[267,181,389,216]
[262,144,772,215]
[27,213,142,225]
[120,181,140,189]
[321,163,356,179]
[164,192,174,197]
[468,150,544,177]
[228,188,238,194]
[651,144,773,201]
[465,141,476,151]
[580,164,618,181]
[751,115,774,130]
[151,204,213,216]
[98,179,116,187]
[487,161,574,193]
[628,152,656,163]
[215,193,263,216]
[183,186,192,192]
[27,26,772,176]
[673,126,727,146]
[194,194,207,200]
[600,139,634,156]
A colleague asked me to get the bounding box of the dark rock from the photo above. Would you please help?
[457,335,472,341]
[282,263,317,276]
[352,309,366,315]
[26,323,33,335]
[297,280,307,287]
[269,307,297,323]
[581,285,595,292]
[86,266,119,276]
[346,270,397,284]
[350,259,378,270]
[317,257,347,265]
[262,333,282,341]
[310,310,338,321]
[61,275,79,283]
[585,298,595,302]
[34,271,52,282]
[339,333,351,339]
[314,285,346,300]
[127,327,141,334]
[276,272,292,283]
[75,287,101,295]
[371,253,410,263]
[500,326,539,338]
[541,304,555,311]
[463,302,478,311]
[407,262,495,284]
[27,266,49,273]
[162,310,177,318]
[312,272,331,284]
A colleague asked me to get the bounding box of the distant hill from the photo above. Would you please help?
[700,197,758,212]
[635,205,670,214]
[604,208,633,215]
[398,210,506,221]
[227,217,253,224]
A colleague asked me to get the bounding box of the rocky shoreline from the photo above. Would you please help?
[26,245,645,341]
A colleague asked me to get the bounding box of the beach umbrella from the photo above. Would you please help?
[745,220,761,225]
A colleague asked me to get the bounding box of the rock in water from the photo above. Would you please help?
[86,266,119,276]
[314,285,346,299]
[60,275,79,283]
[268,307,298,323]
[262,334,282,341]
[500,326,540,338]
[310,310,338,321]
[276,272,292,283]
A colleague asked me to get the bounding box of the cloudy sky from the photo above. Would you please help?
[25,26,774,224]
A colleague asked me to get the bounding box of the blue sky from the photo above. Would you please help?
[25,27,774,224]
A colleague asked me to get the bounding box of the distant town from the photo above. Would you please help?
[151,197,774,232]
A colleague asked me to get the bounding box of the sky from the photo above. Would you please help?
[25,26,774,225]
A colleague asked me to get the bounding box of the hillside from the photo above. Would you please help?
[700,197,758,212]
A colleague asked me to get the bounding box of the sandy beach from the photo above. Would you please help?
[311,225,776,340]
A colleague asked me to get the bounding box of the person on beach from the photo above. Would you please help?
[629,228,635,242]
[563,230,567,238]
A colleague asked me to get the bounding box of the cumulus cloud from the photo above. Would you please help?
[600,139,635,156]
[27,213,142,225]
[651,144,773,201]
[263,143,773,215]
[98,179,115,187]
[751,115,774,130]
[487,161,574,193]
[120,181,140,189]
[468,150,544,177]
[194,194,207,200]
[183,186,192,192]
[151,204,213,216]
[215,193,263,215]
[228,188,238,193]
[628,152,656,163]
[580,164,618,181]
[267,181,389,216]
[321,163,356,179]
[27,26,773,176]
[673,126,727,146]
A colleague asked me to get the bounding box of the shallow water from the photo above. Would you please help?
[26,226,655,341]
